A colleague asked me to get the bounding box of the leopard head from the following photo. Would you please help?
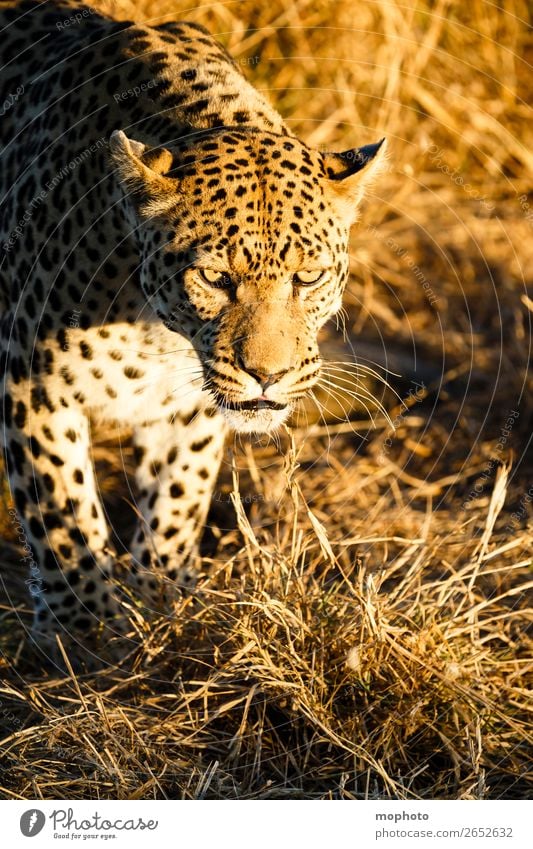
[110,128,386,433]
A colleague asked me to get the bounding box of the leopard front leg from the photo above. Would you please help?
[3,399,119,648]
[130,406,227,600]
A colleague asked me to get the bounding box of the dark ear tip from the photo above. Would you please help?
[357,138,386,161]
[326,138,385,180]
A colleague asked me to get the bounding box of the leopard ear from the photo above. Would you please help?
[109,130,178,216]
[323,138,387,221]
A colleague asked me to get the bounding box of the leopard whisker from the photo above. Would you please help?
[320,369,390,405]
[323,360,401,400]
[307,389,334,458]
[316,377,388,426]
[316,378,377,424]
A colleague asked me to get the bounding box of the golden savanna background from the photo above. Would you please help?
[0,0,532,799]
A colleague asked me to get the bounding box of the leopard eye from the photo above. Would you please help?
[198,269,233,289]
[293,269,327,286]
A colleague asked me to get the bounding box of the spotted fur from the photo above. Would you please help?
[0,0,386,646]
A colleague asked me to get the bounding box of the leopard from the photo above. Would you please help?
[0,0,386,655]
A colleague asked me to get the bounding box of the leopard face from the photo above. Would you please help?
[111,128,385,433]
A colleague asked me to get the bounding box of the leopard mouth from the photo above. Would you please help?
[221,398,287,412]
[213,392,291,433]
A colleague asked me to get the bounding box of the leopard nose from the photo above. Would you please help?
[236,354,289,390]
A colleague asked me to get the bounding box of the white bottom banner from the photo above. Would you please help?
[2,799,530,849]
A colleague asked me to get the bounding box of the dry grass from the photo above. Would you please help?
[0,0,532,799]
